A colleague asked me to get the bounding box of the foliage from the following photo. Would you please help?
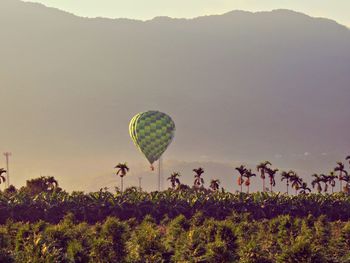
[0,214,349,262]
[4,186,350,224]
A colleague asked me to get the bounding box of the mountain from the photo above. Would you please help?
[0,0,349,191]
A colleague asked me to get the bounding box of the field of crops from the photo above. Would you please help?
[3,187,350,224]
[0,181,350,262]
[1,205,350,262]
[0,157,350,263]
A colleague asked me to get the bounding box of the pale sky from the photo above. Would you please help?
[24,0,350,27]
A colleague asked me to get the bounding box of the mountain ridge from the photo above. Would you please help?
[6,0,349,30]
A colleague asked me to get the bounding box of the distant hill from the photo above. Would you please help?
[0,0,349,191]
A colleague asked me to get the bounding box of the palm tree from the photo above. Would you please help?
[209,179,220,191]
[281,170,295,194]
[0,169,6,184]
[257,161,271,192]
[235,165,247,193]
[328,172,337,194]
[299,182,311,194]
[311,174,323,193]
[320,174,329,193]
[193,167,205,188]
[335,162,348,192]
[290,173,303,195]
[115,163,129,192]
[244,169,256,194]
[343,174,350,193]
[266,168,279,192]
[167,172,181,189]
[346,156,350,166]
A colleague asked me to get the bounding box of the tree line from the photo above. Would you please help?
[2,179,350,223]
[115,156,350,195]
[0,156,348,224]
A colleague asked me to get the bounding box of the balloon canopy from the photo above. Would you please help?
[129,111,175,165]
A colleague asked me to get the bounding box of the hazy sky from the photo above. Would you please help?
[24,0,350,27]
[1,0,349,192]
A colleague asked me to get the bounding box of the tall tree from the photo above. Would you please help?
[257,161,271,192]
[334,162,347,192]
[346,156,350,166]
[244,169,256,194]
[115,163,129,192]
[320,174,329,193]
[266,168,279,192]
[343,174,350,193]
[209,179,220,191]
[281,170,295,194]
[290,173,303,195]
[193,167,205,188]
[235,165,247,193]
[0,168,6,185]
[167,172,181,189]
[328,172,337,194]
[311,174,323,193]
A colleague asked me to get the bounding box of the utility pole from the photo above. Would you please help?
[158,157,162,191]
[3,152,11,188]
[138,177,142,191]
[160,157,164,190]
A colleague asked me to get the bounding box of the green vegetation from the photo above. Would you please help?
[0,156,349,261]
[0,212,350,262]
[3,183,350,224]
[115,163,130,192]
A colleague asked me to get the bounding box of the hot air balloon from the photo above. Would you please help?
[129,111,175,171]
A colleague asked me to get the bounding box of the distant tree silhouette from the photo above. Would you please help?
[343,174,350,193]
[0,168,6,185]
[244,169,256,193]
[311,174,323,193]
[193,168,204,188]
[346,156,350,165]
[290,173,303,194]
[299,182,311,194]
[328,172,337,194]
[266,168,279,192]
[209,179,220,191]
[4,185,17,196]
[320,174,329,193]
[25,176,59,195]
[335,162,347,192]
[115,163,129,192]
[235,165,247,193]
[257,161,271,192]
[281,170,295,194]
[168,172,181,189]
